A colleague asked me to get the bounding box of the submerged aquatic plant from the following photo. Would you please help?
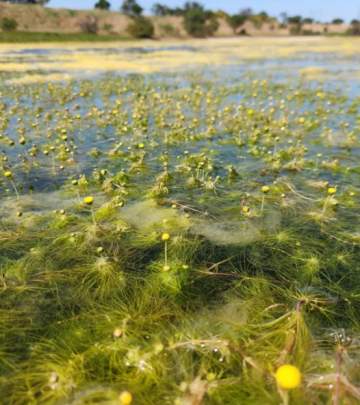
[1,40,360,405]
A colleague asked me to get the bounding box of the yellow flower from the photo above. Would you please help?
[242,206,250,213]
[163,265,170,271]
[328,187,336,195]
[4,171,12,178]
[275,365,301,390]
[139,143,144,149]
[119,391,133,405]
[113,328,123,338]
[43,150,49,155]
[262,186,270,193]
[61,135,68,141]
[84,196,94,205]
[162,233,170,241]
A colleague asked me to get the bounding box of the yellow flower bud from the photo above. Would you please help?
[119,391,133,405]
[262,186,270,193]
[84,196,94,205]
[275,365,301,390]
[113,328,123,338]
[162,233,170,241]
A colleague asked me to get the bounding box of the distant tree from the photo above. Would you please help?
[303,18,314,24]
[239,8,252,18]
[258,11,268,20]
[151,3,187,16]
[204,10,215,19]
[349,19,360,35]
[227,14,247,34]
[184,2,204,12]
[184,7,206,36]
[121,0,143,17]
[183,6,218,37]
[152,3,169,16]
[287,16,302,24]
[332,18,344,24]
[171,8,186,16]
[127,15,154,37]
[95,0,110,10]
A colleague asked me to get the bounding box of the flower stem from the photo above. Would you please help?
[283,391,289,405]
[164,241,168,265]
[10,179,19,200]
[261,195,265,214]
[91,207,97,226]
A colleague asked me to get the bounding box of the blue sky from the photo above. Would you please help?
[48,0,360,22]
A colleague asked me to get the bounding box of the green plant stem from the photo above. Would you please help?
[91,206,97,226]
[283,391,289,405]
[322,196,329,215]
[51,152,56,175]
[261,195,265,214]
[10,179,19,199]
[164,241,168,265]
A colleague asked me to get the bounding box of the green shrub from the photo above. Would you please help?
[67,9,77,17]
[207,19,219,35]
[251,15,263,29]
[332,18,344,25]
[290,24,302,35]
[227,15,247,34]
[79,16,99,34]
[184,8,218,38]
[0,17,18,32]
[103,23,114,32]
[127,16,154,38]
[159,23,179,37]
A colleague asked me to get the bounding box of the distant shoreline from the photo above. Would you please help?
[0,3,354,43]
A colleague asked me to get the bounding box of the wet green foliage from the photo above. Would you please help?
[1,61,360,405]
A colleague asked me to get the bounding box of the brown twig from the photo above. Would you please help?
[196,270,285,285]
[334,348,344,405]
[167,200,217,219]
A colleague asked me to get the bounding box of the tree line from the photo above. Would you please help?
[94,1,359,38]
[1,1,358,38]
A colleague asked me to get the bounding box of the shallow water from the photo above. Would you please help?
[1,38,360,405]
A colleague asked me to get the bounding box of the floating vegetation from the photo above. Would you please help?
[1,38,360,405]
